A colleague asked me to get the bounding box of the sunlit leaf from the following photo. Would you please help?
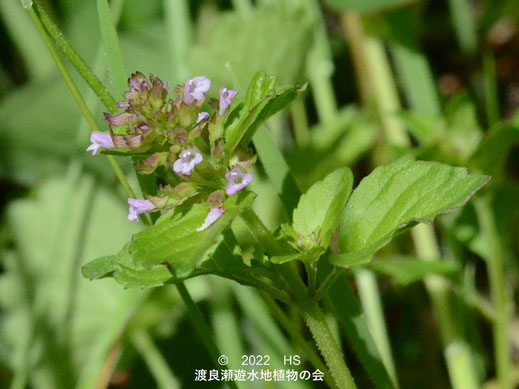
[331,159,489,267]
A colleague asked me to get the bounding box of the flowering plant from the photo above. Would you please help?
[5,1,515,388]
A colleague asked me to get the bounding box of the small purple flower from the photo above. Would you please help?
[184,76,211,104]
[127,198,156,222]
[116,101,130,109]
[86,131,115,155]
[196,206,225,232]
[225,168,252,195]
[173,149,203,175]
[218,87,238,115]
[197,111,210,124]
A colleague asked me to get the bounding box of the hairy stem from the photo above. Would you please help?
[33,0,119,112]
[261,293,338,389]
[301,302,357,389]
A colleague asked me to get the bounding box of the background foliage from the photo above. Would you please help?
[0,0,518,388]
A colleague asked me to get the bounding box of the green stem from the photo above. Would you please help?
[314,267,342,302]
[239,208,308,299]
[33,0,118,112]
[474,197,512,389]
[174,282,238,389]
[131,331,179,389]
[27,5,137,201]
[301,302,357,389]
[260,293,338,389]
[290,99,310,147]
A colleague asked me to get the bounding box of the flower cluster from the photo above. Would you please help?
[87,73,255,230]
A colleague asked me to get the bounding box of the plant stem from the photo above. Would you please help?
[33,0,118,112]
[26,5,138,202]
[301,302,357,389]
[474,197,512,389]
[240,209,356,387]
[174,282,238,389]
[131,331,179,389]
[290,99,310,147]
[260,292,338,389]
[239,208,308,298]
[314,267,343,302]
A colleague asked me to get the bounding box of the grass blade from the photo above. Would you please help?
[96,0,127,98]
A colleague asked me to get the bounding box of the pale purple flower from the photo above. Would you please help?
[219,87,238,115]
[197,111,209,124]
[225,168,252,195]
[86,131,115,155]
[184,76,211,104]
[196,206,225,232]
[127,198,156,222]
[173,149,203,175]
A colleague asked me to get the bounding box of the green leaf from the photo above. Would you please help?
[468,123,519,179]
[81,255,118,280]
[129,192,256,278]
[270,247,325,264]
[324,0,418,13]
[224,72,307,154]
[292,167,353,248]
[370,256,459,285]
[331,159,489,267]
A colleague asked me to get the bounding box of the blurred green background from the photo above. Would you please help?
[0,0,518,388]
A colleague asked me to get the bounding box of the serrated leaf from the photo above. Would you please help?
[224,72,306,154]
[331,159,489,267]
[292,167,353,248]
[81,255,118,280]
[370,256,459,285]
[129,192,256,278]
[113,262,172,289]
